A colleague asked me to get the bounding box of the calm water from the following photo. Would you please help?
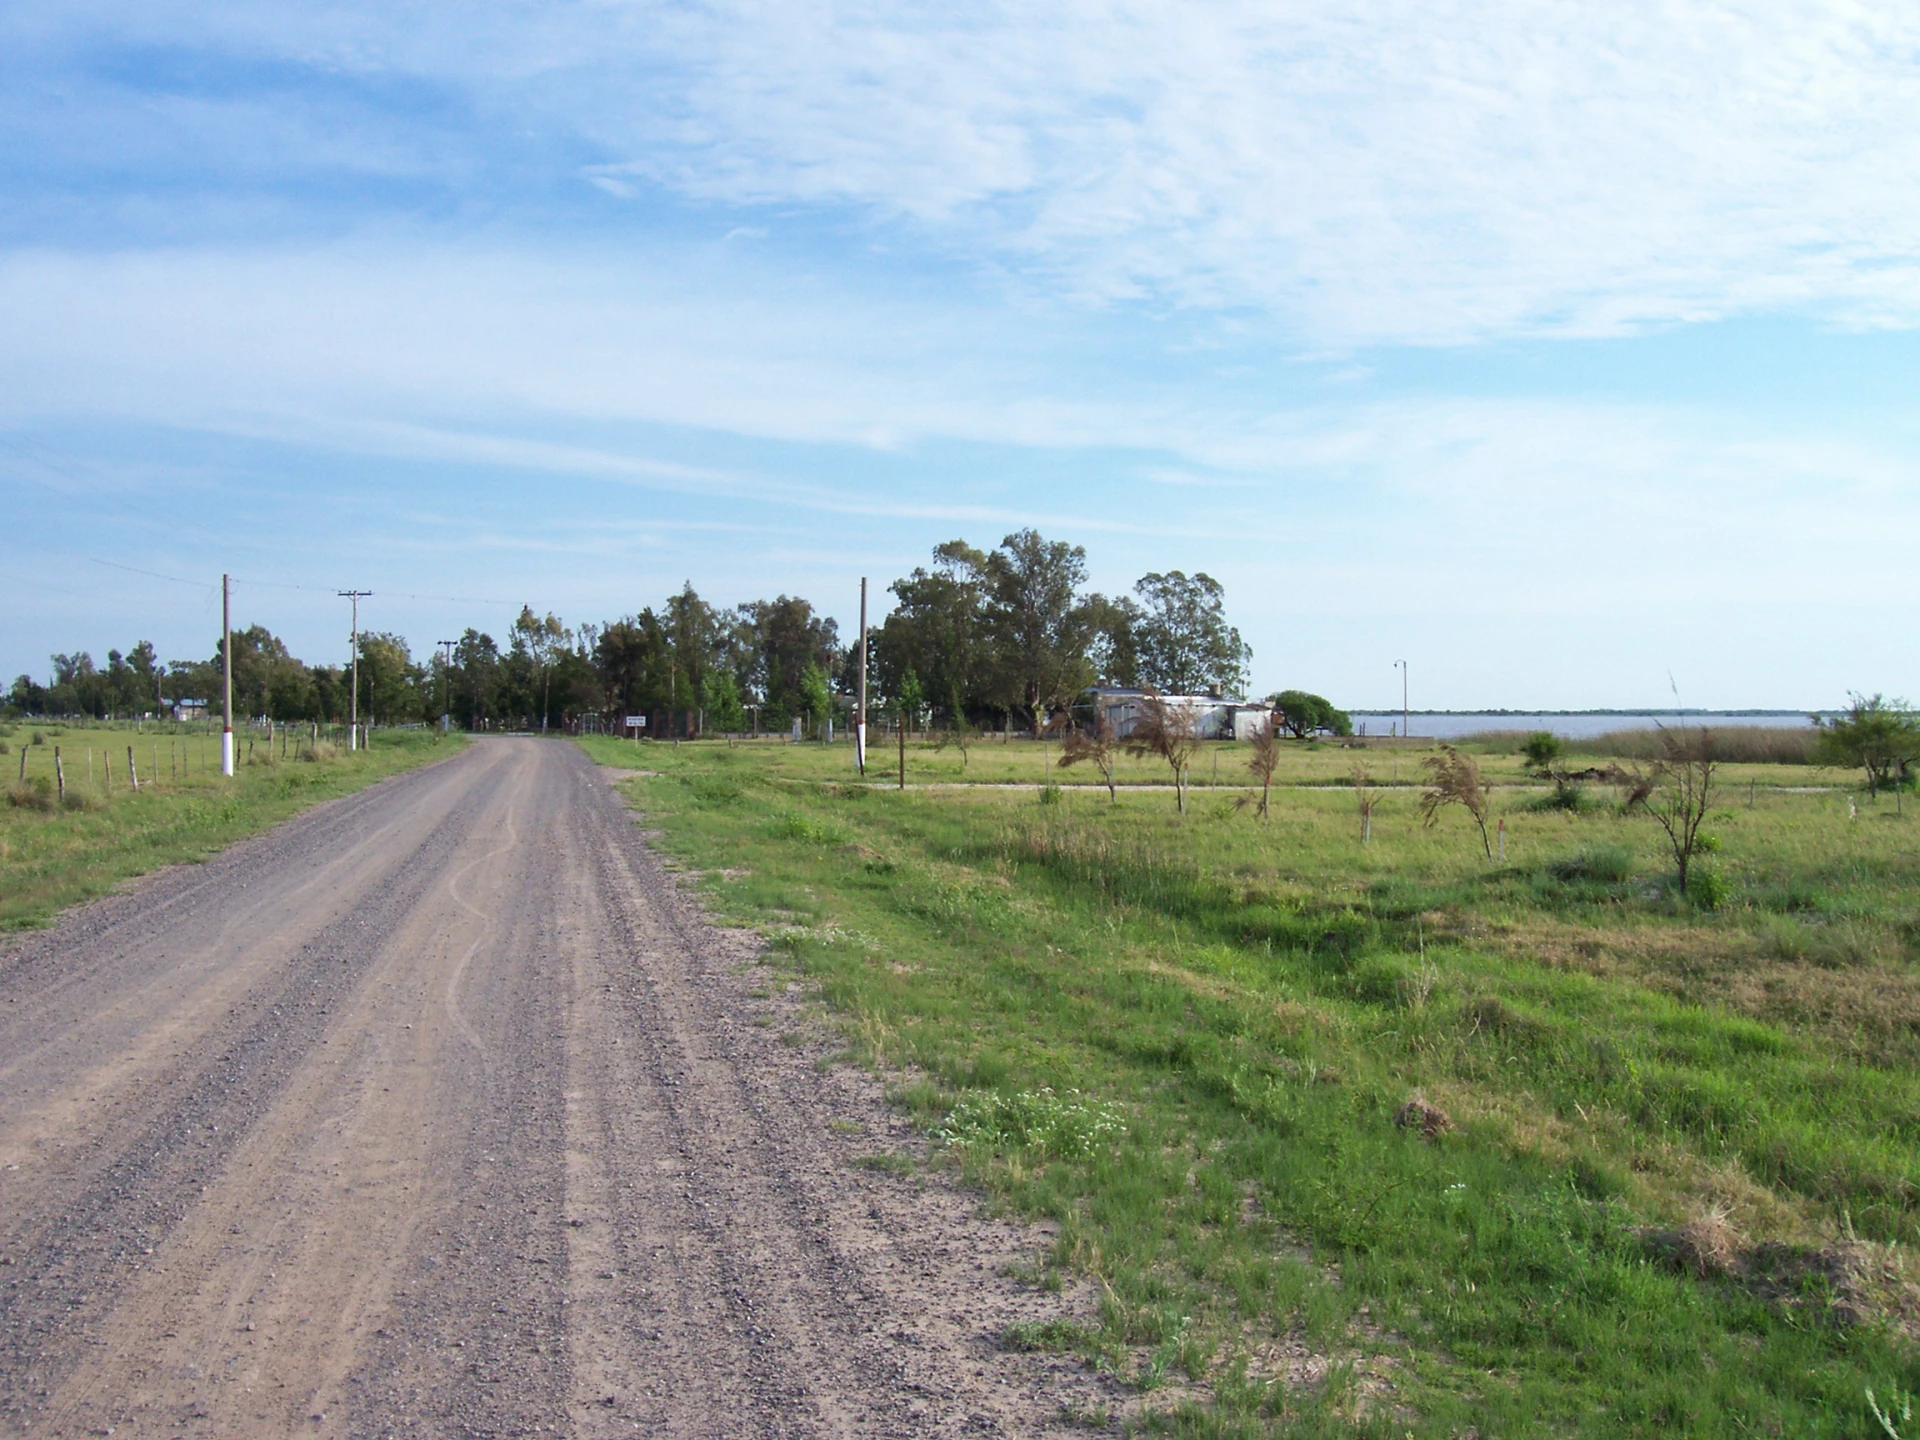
[1349,711,1821,740]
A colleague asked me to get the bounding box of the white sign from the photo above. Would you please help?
[624,715,647,728]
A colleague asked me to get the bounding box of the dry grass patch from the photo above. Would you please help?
[1470,911,1920,1063]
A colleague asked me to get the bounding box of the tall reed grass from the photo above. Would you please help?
[1571,725,1818,765]
[1461,725,1817,764]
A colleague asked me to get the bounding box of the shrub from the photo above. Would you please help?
[1419,745,1496,858]
[1527,778,1590,813]
[1687,860,1733,910]
[1812,694,1920,795]
[1522,731,1563,771]
[6,777,55,812]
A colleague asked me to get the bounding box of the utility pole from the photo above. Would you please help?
[855,577,868,776]
[221,573,234,777]
[338,590,371,750]
[1395,659,1409,741]
[438,640,456,733]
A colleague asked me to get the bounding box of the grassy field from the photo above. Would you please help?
[626,725,1842,792]
[582,733,1918,1437]
[1,720,461,930]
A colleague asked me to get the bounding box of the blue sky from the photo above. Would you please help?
[4,2,1918,708]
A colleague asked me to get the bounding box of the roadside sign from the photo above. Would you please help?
[624,715,647,729]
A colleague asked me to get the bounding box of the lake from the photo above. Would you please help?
[1348,711,1822,740]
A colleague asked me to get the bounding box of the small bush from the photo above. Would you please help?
[1687,861,1734,910]
[30,732,46,747]
[6,777,55,812]
[301,741,339,763]
[1527,779,1592,813]
[932,1087,1124,1158]
[1522,731,1563,771]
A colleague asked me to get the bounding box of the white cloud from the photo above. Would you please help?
[19,2,1920,343]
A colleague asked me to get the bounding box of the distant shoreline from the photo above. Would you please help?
[1350,708,1819,718]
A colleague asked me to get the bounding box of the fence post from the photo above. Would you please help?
[54,747,64,803]
[128,746,139,792]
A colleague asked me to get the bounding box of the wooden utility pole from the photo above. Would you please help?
[856,577,868,776]
[221,573,234,777]
[338,590,371,750]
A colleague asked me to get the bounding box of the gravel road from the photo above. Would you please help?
[0,738,1119,1439]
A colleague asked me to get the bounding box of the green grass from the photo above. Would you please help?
[627,727,1860,797]
[0,722,461,929]
[581,734,1919,1437]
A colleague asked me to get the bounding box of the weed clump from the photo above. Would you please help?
[1392,1094,1453,1139]
[1545,847,1636,884]
[932,1087,1124,1159]
[1001,1318,1096,1353]
[6,777,55,812]
[1527,778,1593,813]
[1643,1204,1743,1278]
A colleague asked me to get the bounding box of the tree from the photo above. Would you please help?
[1643,727,1719,893]
[511,606,570,733]
[894,669,925,733]
[703,668,745,733]
[797,661,833,739]
[1082,593,1142,689]
[1059,712,1121,803]
[1247,714,1281,820]
[934,677,976,770]
[665,583,722,735]
[872,543,991,726]
[356,632,423,725]
[739,596,839,725]
[1352,765,1382,843]
[1813,694,1920,795]
[981,529,1097,734]
[1419,745,1495,859]
[1125,689,1202,814]
[1131,570,1250,698]
[1271,690,1352,740]
[453,629,503,729]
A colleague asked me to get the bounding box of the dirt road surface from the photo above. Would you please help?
[0,739,1118,1438]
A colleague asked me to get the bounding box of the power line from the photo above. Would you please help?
[88,557,219,591]
[83,558,511,608]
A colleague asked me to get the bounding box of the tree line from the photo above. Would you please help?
[6,530,1276,734]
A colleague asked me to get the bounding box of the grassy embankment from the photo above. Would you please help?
[1,720,462,929]
[583,732,1917,1437]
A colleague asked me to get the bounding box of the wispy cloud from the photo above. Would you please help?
[16,4,1920,341]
